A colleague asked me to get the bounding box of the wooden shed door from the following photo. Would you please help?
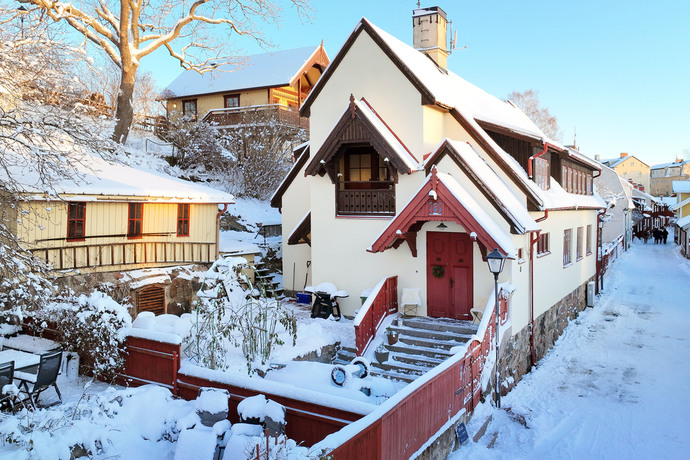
[427,232,473,320]
[137,285,166,316]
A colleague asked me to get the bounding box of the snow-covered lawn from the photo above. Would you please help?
[450,239,690,459]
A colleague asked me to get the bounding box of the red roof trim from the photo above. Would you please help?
[369,169,504,255]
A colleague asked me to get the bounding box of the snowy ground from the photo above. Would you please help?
[449,237,690,459]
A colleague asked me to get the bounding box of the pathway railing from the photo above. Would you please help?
[353,276,398,356]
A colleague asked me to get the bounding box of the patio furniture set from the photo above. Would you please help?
[0,334,63,412]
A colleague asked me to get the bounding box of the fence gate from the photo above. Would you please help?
[137,285,166,315]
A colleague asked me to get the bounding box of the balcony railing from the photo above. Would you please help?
[337,183,395,216]
[30,240,216,271]
[202,104,309,131]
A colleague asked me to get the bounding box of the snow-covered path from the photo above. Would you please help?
[450,239,690,459]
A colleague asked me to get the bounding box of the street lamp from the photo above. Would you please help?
[486,248,506,408]
[17,5,28,40]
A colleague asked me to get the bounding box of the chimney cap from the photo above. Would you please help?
[413,6,448,19]
[620,152,629,158]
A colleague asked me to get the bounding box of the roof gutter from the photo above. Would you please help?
[529,209,549,366]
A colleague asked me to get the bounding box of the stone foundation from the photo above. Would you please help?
[53,265,208,318]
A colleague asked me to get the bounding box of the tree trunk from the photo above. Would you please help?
[112,64,137,144]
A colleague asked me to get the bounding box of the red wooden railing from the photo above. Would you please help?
[354,276,398,356]
[316,286,510,459]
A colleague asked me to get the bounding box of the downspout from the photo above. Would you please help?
[595,208,607,295]
[528,143,554,179]
[216,204,229,260]
[529,209,549,366]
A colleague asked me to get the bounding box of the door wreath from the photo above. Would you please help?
[432,265,445,278]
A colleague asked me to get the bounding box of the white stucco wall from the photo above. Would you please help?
[280,163,312,293]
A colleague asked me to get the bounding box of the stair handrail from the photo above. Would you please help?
[353,276,398,356]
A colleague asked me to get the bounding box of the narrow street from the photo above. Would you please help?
[451,236,690,459]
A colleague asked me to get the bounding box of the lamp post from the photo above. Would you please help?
[17,5,28,39]
[486,248,506,408]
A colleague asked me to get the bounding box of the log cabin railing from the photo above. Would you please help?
[203,104,309,131]
[353,276,398,356]
[316,286,511,459]
[337,187,395,216]
[30,240,216,271]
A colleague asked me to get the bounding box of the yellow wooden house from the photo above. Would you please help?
[8,154,234,275]
[672,181,690,257]
[161,45,329,131]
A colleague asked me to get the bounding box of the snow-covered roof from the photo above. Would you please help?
[6,153,235,203]
[650,160,690,170]
[676,214,690,229]
[426,140,539,233]
[600,155,649,169]
[672,181,690,194]
[565,147,602,171]
[163,45,326,99]
[364,21,551,145]
[671,196,690,211]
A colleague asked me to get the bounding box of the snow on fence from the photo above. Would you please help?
[117,332,181,393]
[354,276,398,356]
[315,287,509,459]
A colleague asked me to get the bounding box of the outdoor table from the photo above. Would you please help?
[0,349,40,373]
[2,335,60,355]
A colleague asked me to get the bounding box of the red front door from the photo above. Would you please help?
[427,232,473,320]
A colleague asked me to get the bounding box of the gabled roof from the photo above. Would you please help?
[600,155,649,169]
[163,45,329,99]
[270,142,310,208]
[368,168,517,258]
[564,147,602,171]
[4,153,234,203]
[424,140,538,234]
[304,96,419,179]
[300,18,551,210]
[287,212,311,245]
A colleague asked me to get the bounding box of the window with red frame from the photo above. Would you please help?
[177,204,190,236]
[67,202,86,240]
[537,233,550,255]
[128,203,143,237]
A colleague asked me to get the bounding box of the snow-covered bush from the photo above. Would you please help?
[184,257,297,375]
[158,116,230,171]
[31,292,132,377]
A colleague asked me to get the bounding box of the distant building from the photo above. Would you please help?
[593,161,634,250]
[598,152,650,192]
[672,181,690,257]
[650,159,690,196]
[160,45,329,132]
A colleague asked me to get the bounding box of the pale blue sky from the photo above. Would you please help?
[142,0,690,167]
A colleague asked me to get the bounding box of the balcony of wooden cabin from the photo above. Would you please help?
[202,104,309,132]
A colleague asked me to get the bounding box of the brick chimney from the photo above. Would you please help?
[620,152,629,158]
[413,6,449,69]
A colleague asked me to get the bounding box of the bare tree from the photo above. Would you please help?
[0,19,116,315]
[507,89,562,141]
[14,0,310,144]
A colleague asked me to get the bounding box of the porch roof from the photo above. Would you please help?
[287,212,311,246]
[367,168,517,258]
[676,215,690,229]
[672,196,690,211]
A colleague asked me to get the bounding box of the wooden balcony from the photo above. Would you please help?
[202,104,309,131]
[30,240,216,272]
[337,183,395,216]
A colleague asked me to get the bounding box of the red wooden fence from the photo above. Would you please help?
[354,276,398,356]
[117,335,181,393]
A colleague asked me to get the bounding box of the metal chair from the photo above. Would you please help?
[0,361,16,412]
[15,350,62,409]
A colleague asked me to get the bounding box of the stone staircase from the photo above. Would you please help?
[251,261,285,300]
[333,316,478,384]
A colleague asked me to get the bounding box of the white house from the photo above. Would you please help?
[272,8,605,381]
[593,159,634,251]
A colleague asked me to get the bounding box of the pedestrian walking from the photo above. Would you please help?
[643,230,650,244]
[662,227,669,244]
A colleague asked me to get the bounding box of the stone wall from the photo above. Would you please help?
[53,265,208,318]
